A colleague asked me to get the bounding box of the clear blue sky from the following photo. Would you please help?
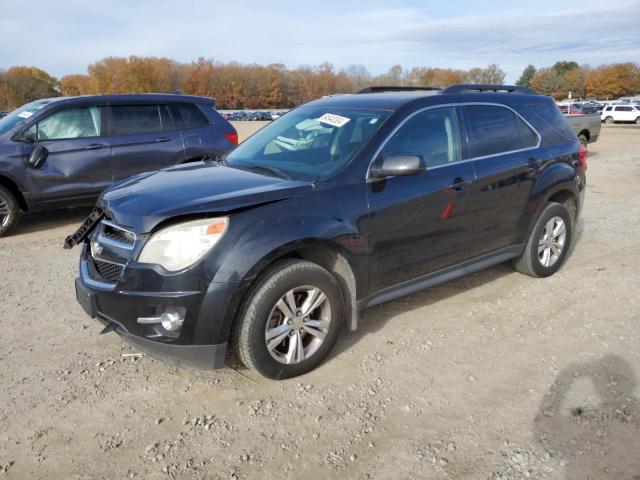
[1,0,638,82]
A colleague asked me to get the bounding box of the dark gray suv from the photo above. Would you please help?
[0,94,238,236]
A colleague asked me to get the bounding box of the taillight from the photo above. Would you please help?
[578,144,588,171]
[224,131,238,145]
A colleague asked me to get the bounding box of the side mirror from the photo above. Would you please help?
[370,154,426,179]
[27,144,49,169]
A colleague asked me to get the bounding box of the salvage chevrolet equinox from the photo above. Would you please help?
[68,84,587,379]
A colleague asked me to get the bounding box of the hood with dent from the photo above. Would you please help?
[99,162,312,232]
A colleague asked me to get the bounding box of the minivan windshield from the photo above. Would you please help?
[224,106,391,181]
[0,100,52,135]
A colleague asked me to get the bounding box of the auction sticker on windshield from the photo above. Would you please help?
[318,113,350,128]
[17,111,33,119]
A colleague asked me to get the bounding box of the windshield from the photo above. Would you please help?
[224,106,391,181]
[0,100,52,135]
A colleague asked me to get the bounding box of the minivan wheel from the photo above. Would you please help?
[604,116,614,124]
[0,185,19,237]
[234,260,343,379]
[635,117,640,125]
[514,202,574,278]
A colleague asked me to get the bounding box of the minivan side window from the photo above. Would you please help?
[168,103,210,130]
[382,107,461,168]
[111,105,163,136]
[159,105,176,132]
[464,105,524,157]
[617,106,632,112]
[27,106,101,141]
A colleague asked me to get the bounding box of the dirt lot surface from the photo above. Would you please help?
[1,124,639,479]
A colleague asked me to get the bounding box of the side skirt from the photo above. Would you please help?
[359,245,524,311]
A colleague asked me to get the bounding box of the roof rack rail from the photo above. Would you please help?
[440,84,537,95]
[356,86,440,94]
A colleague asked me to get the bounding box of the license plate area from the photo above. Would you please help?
[75,277,97,318]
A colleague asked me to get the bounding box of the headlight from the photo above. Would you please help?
[138,217,228,272]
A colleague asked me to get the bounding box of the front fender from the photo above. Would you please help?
[201,184,369,344]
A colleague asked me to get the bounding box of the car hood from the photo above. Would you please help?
[99,162,313,233]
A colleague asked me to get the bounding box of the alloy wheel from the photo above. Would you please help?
[264,285,331,364]
[0,192,10,228]
[538,216,566,268]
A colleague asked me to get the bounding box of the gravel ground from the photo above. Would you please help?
[0,124,638,479]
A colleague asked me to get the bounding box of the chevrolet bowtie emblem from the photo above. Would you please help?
[91,241,103,257]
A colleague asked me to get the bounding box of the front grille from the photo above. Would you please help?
[101,221,135,246]
[93,259,124,283]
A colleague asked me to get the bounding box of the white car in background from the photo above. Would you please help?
[601,104,640,124]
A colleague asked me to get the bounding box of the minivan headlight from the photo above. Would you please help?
[138,217,228,272]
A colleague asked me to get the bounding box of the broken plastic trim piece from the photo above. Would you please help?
[99,321,118,334]
[63,207,104,249]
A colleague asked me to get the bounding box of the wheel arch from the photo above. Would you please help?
[578,129,590,141]
[0,174,29,211]
[218,239,361,346]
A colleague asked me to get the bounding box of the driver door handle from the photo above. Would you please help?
[85,143,107,150]
[449,177,474,191]
[155,137,171,143]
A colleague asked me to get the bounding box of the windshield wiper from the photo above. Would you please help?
[240,164,292,180]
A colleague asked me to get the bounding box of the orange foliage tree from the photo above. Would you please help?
[2,58,639,111]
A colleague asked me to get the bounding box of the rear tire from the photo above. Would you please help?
[0,185,19,237]
[234,260,343,379]
[514,202,574,278]
[578,134,588,147]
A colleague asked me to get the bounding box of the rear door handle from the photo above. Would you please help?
[85,143,107,150]
[449,177,473,191]
[155,137,170,143]
[527,157,542,170]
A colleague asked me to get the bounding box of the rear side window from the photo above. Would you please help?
[382,106,461,167]
[617,106,632,112]
[465,105,524,157]
[516,116,538,148]
[29,106,101,140]
[169,103,210,130]
[111,105,162,136]
[159,105,176,131]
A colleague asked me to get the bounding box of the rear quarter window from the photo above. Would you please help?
[169,103,210,130]
[521,100,576,142]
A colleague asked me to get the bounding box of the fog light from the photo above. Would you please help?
[137,307,185,332]
[161,308,184,332]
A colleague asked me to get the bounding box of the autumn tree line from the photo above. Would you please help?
[0,56,639,111]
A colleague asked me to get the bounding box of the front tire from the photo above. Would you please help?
[234,260,343,379]
[514,202,574,278]
[635,117,640,125]
[604,116,614,124]
[0,185,19,237]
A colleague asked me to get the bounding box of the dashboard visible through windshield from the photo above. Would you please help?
[225,106,391,181]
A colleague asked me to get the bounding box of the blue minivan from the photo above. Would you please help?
[0,94,238,236]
